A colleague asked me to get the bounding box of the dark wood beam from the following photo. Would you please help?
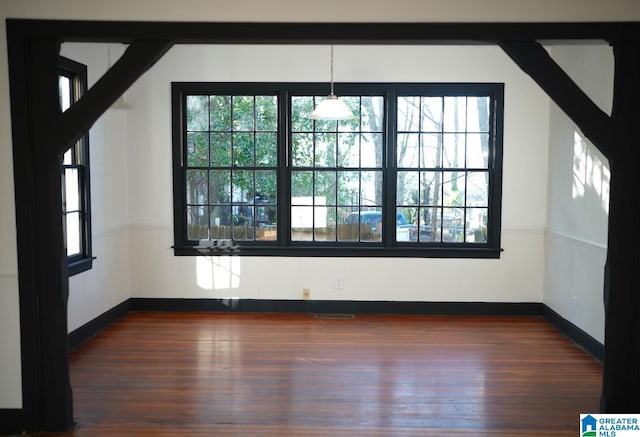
[54,39,173,155]
[600,39,640,413]
[8,34,74,431]
[8,19,640,45]
[498,40,613,158]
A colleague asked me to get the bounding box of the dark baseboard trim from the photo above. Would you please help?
[74,298,603,362]
[68,299,131,350]
[0,409,24,434]
[129,297,544,316]
[541,305,604,362]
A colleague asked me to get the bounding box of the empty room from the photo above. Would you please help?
[1,1,640,435]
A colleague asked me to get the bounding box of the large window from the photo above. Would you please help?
[172,83,503,258]
[59,57,93,275]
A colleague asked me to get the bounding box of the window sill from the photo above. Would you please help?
[172,245,502,259]
[68,257,95,276]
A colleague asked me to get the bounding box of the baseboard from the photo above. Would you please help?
[129,297,544,316]
[0,409,24,434]
[74,298,603,362]
[68,299,131,350]
[541,305,604,362]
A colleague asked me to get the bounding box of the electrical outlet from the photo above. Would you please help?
[335,276,345,289]
[302,288,311,300]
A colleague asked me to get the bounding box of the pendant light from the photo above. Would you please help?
[309,45,355,121]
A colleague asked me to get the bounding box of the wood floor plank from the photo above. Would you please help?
[35,313,602,436]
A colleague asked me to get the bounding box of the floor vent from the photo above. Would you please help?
[313,313,355,320]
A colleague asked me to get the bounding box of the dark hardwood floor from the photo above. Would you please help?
[36,312,601,436]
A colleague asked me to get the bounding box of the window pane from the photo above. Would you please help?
[338,133,359,167]
[397,133,419,168]
[233,211,255,240]
[314,206,335,241]
[59,76,72,112]
[210,206,232,239]
[467,133,489,168]
[186,170,208,204]
[360,208,382,242]
[421,134,441,168]
[187,132,209,166]
[466,207,488,243]
[292,133,313,167]
[232,96,254,131]
[63,147,73,165]
[398,207,416,242]
[467,171,489,207]
[232,170,253,204]
[338,96,360,132]
[256,132,277,167]
[361,171,382,206]
[338,208,358,242]
[420,171,441,206]
[444,96,466,132]
[442,207,464,242]
[255,95,277,131]
[314,171,336,205]
[419,207,441,242]
[397,96,420,132]
[397,171,418,206]
[187,95,209,131]
[467,97,490,132]
[187,205,209,240]
[338,171,360,205]
[315,133,336,167]
[443,134,465,168]
[233,133,254,167]
[256,170,277,203]
[422,97,443,132]
[64,168,80,212]
[210,132,232,166]
[361,96,384,132]
[291,96,313,132]
[209,95,231,131]
[291,205,313,241]
[442,171,465,207]
[361,133,383,168]
[209,170,231,204]
[65,212,81,256]
[256,208,277,241]
[291,171,313,197]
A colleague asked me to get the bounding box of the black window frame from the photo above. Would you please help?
[172,82,503,258]
[59,56,94,275]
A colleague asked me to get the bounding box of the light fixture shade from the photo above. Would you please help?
[309,95,355,121]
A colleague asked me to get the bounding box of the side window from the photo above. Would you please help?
[59,56,93,275]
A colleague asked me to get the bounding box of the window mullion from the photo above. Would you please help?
[384,90,396,247]
[280,90,291,248]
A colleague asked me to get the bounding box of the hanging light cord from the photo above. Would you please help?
[330,44,335,97]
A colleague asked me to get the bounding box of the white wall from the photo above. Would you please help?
[59,44,133,332]
[544,45,613,343]
[2,0,638,412]
[127,45,549,303]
